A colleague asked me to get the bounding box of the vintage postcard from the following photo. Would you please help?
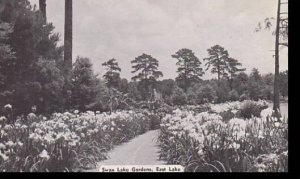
[0,0,288,173]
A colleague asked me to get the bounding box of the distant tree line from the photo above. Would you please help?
[0,0,288,116]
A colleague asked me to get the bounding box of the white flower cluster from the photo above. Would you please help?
[160,101,287,159]
[0,110,149,165]
[209,100,268,113]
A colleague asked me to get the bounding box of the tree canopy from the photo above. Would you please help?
[102,58,121,89]
[172,48,204,91]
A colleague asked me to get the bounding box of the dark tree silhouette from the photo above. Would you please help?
[39,0,46,24]
[102,58,122,89]
[204,45,229,85]
[131,53,163,100]
[172,48,204,91]
[227,57,246,89]
[64,0,72,74]
[131,53,163,82]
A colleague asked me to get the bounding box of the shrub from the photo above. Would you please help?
[170,86,187,105]
[228,90,239,101]
[239,101,268,119]
[261,86,273,100]
[219,110,235,122]
[239,93,250,101]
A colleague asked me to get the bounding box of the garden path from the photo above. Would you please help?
[86,129,165,172]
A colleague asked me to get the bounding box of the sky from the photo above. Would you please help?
[29,0,288,80]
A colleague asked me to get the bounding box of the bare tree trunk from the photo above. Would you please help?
[62,0,73,111]
[217,65,220,87]
[64,0,73,74]
[184,60,188,92]
[273,0,281,116]
[39,0,46,24]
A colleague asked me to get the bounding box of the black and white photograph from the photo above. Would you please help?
[0,0,288,172]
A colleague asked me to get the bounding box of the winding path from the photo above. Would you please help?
[87,130,166,172]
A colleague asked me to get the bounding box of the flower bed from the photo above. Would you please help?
[0,110,153,172]
[158,101,288,172]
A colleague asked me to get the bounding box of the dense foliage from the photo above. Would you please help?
[0,108,157,172]
[158,101,288,172]
[0,1,288,115]
[172,48,204,91]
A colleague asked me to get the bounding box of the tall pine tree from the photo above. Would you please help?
[102,58,121,89]
[131,53,163,100]
[172,48,204,91]
[204,45,229,85]
[226,57,246,89]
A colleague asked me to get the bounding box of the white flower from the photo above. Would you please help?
[255,163,266,172]
[0,151,9,161]
[69,140,79,147]
[261,108,273,119]
[15,122,21,128]
[258,131,265,139]
[197,148,203,156]
[3,124,13,131]
[4,104,12,109]
[21,125,28,129]
[80,133,85,138]
[29,133,35,139]
[111,121,116,126]
[0,143,6,150]
[232,142,240,150]
[6,141,15,147]
[231,109,238,115]
[17,141,23,147]
[39,150,50,160]
[44,134,55,144]
[102,125,108,131]
[282,151,288,156]
[274,122,281,128]
[27,113,36,119]
[228,118,246,130]
[31,105,37,112]
[74,110,79,114]
[0,116,6,122]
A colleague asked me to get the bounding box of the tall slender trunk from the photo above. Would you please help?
[217,65,220,87]
[184,59,188,92]
[229,75,233,90]
[273,0,281,115]
[64,0,73,74]
[62,0,73,111]
[39,0,47,24]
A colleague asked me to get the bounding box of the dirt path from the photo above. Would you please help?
[87,130,165,172]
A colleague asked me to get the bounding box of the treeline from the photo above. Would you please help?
[0,1,288,115]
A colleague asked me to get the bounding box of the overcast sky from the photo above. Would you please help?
[29,0,288,80]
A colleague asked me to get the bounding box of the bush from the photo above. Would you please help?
[239,93,250,101]
[228,90,239,101]
[219,110,235,122]
[261,86,273,100]
[239,101,268,119]
[170,86,187,105]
